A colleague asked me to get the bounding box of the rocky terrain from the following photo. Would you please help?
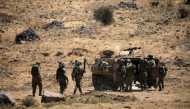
[0,0,190,109]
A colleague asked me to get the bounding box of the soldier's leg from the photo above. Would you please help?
[60,83,64,94]
[78,83,82,94]
[77,80,82,94]
[60,86,64,94]
[38,81,42,96]
[162,80,164,89]
[129,82,132,91]
[73,82,78,95]
[32,81,37,96]
[158,80,162,91]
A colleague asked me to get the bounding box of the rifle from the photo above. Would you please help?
[124,47,141,56]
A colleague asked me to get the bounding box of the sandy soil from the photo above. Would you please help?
[0,0,190,109]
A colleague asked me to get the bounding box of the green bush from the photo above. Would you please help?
[94,6,114,25]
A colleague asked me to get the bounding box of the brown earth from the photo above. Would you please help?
[0,0,190,109]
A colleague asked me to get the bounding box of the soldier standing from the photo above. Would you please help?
[31,62,42,96]
[56,62,69,94]
[72,60,84,95]
[146,55,157,88]
[125,59,135,91]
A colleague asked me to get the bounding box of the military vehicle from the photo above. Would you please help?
[91,48,142,90]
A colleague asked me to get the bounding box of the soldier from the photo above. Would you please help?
[120,59,127,91]
[146,55,157,88]
[125,59,135,91]
[158,62,167,91]
[72,60,84,95]
[147,55,156,67]
[31,62,42,96]
[56,62,68,94]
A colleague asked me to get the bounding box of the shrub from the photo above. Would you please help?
[185,0,190,4]
[22,96,37,107]
[94,6,114,25]
[178,8,189,19]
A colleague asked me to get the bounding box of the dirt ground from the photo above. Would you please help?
[0,0,190,109]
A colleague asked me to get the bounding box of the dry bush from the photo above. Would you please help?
[178,8,188,18]
[185,0,190,4]
[94,6,114,25]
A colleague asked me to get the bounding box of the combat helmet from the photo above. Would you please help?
[147,54,154,59]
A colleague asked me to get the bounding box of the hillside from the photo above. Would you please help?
[0,0,190,109]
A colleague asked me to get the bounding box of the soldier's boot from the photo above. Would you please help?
[32,83,37,97]
[38,82,42,96]
[162,80,164,89]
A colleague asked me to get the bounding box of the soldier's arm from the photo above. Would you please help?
[66,76,69,86]
[56,69,59,81]
[71,69,75,81]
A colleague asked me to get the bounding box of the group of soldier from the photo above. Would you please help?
[119,55,167,91]
[31,54,167,96]
[31,60,85,97]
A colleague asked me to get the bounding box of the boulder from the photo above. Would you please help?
[0,91,16,106]
[118,1,138,9]
[15,28,40,44]
[67,48,88,57]
[41,91,65,103]
[44,20,64,30]
[78,26,96,35]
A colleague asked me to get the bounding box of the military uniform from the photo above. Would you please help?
[72,60,83,95]
[121,60,135,91]
[158,63,167,91]
[121,64,127,91]
[31,63,42,96]
[56,63,68,94]
[146,55,157,88]
[125,61,135,91]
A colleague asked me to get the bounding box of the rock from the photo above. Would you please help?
[15,28,40,44]
[41,52,50,57]
[41,91,65,103]
[44,20,64,30]
[150,0,160,7]
[0,66,13,78]
[0,13,15,23]
[22,95,38,107]
[78,26,96,35]
[67,48,88,57]
[55,51,64,56]
[0,91,16,106]
[118,1,138,9]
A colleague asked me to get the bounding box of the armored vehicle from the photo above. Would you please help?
[91,48,142,90]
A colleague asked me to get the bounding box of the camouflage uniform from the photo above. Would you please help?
[72,60,83,95]
[125,60,135,91]
[121,64,127,91]
[121,60,135,91]
[158,63,167,91]
[56,63,68,94]
[31,63,42,96]
[146,55,157,88]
